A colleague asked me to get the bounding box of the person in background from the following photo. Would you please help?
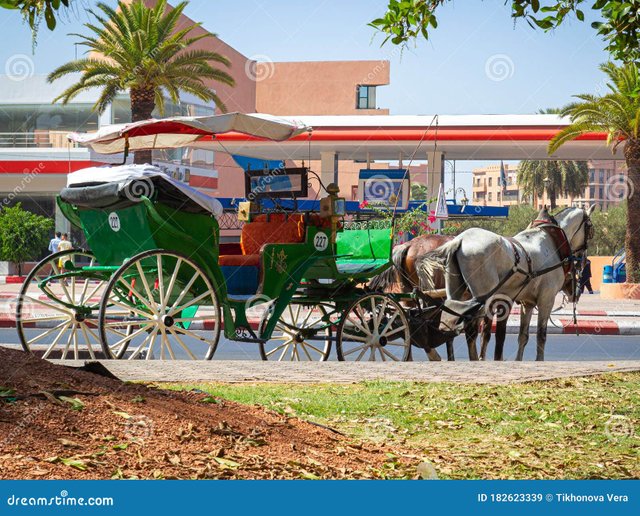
[57,234,74,277]
[580,258,594,294]
[48,231,62,254]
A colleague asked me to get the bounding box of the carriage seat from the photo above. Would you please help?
[218,213,307,294]
[335,228,392,276]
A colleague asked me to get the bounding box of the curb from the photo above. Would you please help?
[0,276,25,284]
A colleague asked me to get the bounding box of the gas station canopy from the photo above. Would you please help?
[206,114,623,161]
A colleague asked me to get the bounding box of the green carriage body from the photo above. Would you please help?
[58,194,395,343]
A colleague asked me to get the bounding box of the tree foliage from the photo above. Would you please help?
[549,62,640,281]
[48,0,234,114]
[517,160,589,209]
[371,0,640,63]
[0,0,69,31]
[0,203,54,273]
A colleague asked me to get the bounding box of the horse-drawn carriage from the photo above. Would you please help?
[16,113,450,362]
[15,113,595,362]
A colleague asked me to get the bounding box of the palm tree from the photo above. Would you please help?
[47,0,235,164]
[517,160,589,209]
[549,62,640,282]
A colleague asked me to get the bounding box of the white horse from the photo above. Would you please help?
[420,206,595,361]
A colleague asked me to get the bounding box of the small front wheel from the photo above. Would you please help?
[336,293,411,361]
[259,302,333,361]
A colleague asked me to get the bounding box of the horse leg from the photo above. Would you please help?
[535,303,553,362]
[446,339,455,361]
[479,316,492,360]
[515,304,534,361]
[464,321,479,361]
[494,315,508,361]
[426,348,442,361]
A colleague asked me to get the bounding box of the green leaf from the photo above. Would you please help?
[113,443,129,451]
[213,457,240,469]
[58,396,85,411]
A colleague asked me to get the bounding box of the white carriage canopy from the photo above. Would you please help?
[67,112,308,154]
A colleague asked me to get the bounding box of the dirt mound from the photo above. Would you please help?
[0,347,408,479]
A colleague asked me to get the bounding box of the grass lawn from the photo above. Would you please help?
[161,372,640,479]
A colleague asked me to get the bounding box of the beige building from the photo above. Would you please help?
[472,160,627,210]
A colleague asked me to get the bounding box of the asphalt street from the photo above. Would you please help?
[2,329,639,362]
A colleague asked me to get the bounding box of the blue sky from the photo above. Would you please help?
[0,0,611,189]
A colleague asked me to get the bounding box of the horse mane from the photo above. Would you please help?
[368,243,410,292]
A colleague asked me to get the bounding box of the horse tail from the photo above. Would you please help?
[418,238,467,299]
[368,243,410,292]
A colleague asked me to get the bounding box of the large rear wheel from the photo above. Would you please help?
[16,249,108,360]
[336,293,411,361]
[98,250,221,360]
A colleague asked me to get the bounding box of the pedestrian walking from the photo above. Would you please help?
[57,233,73,267]
[580,258,594,294]
[48,231,62,254]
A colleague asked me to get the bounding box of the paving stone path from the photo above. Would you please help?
[52,359,640,384]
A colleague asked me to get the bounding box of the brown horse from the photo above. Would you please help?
[369,234,495,361]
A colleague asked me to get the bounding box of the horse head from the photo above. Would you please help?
[555,205,596,302]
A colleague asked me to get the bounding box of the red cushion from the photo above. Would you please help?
[218,254,261,266]
[241,218,305,255]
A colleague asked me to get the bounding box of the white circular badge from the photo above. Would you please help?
[108,212,121,232]
[313,232,329,251]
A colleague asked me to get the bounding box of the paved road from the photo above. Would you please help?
[3,329,640,362]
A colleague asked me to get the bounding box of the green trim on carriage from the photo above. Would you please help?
[56,196,83,229]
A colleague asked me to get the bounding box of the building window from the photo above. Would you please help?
[589,169,595,182]
[356,86,376,109]
[488,177,493,187]
[599,169,605,183]
[488,192,492,201]
[590,186,595,198]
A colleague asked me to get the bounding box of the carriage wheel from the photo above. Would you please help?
[259,302,333,361]
[98,250,221,360]
[16,249,108,360]
[336,293,411,362]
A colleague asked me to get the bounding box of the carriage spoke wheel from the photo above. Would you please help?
[98,250,221,360]
[337,293,411,362]
[16,249,108,360]
[259,303,333,361]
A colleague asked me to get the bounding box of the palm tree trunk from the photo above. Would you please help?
[624,140,640,283]
[549,188,557,210]
[130,87,156,165]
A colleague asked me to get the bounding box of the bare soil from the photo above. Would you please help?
[0,347,407,479]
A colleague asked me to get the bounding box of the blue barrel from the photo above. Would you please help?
[602,265,613,284]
